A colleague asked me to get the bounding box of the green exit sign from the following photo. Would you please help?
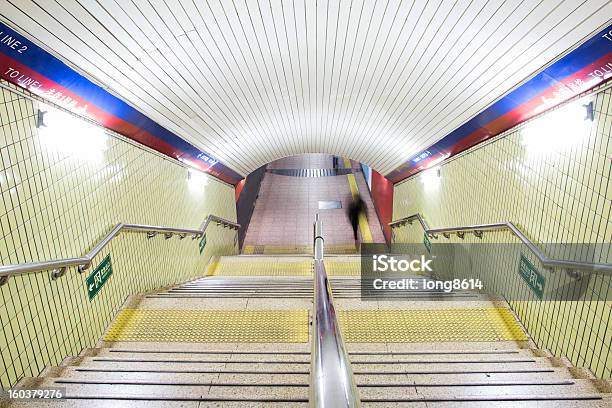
[199,233,207,254]
[423,233,432,254]
[518,254,545,299]
[86,254,113,301]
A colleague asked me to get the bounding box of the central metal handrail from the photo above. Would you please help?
[390,214,612,274]
[310,214,360,407]
[0,214,240,285]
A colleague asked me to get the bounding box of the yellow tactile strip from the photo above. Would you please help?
[206,258,313,276]
[105,309,309,343]
[242,244,358,255]
[338,308,528,343]
[207,258,369,277]
[325,260,361,276]
[208,258,363,276]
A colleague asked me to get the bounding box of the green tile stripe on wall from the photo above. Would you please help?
[0,81,238,389]
[392,87,611,378]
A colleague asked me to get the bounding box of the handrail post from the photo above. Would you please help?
[310,214,360,407]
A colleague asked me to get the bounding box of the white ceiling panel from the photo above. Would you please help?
[1,0,610,176]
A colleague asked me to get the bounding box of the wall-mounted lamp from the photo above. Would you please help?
[187,168,208,193]
[522,96,594,157]
[37,104,107,163]
[583,101,594,121]
[420,166,441,191]
[36,109,46,128]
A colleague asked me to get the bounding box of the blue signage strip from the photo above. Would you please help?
[387,24,612,183]
[0,21,242,185]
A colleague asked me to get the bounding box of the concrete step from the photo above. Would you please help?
[17,377,610,403]
[43,363,585,381]
[42,377,606,392]
[75,349,561,363]
[381,341,537,352]
[61,356,309,372]
[149,293,486,299]
[5,400,218,408]
[6,399,612,408]
[360,396,612,407]
[358,379,606,398]
[62,355,566,373]
[82,347,545,362]
[23,378,309,401]
[95,341,311,353]
[39,367,580,384]
[95,340,535,353]
[80,349,312,362]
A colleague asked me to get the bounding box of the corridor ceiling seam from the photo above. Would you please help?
[387,23,612,183]
[0,20,243,185]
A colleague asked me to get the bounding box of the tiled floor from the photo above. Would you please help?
[244,154,385,247]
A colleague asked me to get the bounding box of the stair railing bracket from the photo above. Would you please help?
[50,267,66,280]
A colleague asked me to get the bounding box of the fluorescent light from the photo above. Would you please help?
[420,166,441,191]
[38,104,107,163]
[522,96,593,158]
[187,168,209,193]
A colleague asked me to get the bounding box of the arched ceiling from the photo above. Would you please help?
[1,0,610,177]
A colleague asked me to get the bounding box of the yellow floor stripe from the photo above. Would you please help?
[326,260,361,276]
[210,258,362,276]
[105,309,309,343]
[207,258,313,276]
[242,244,359,255]
[338,308,527,343]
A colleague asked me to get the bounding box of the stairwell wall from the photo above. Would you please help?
[0,81,238,388]
[392,85,611,377]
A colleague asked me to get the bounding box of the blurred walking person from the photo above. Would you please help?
[347,194,367,244]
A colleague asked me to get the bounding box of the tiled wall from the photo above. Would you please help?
[392,86,611,377]
[0,81,237,388]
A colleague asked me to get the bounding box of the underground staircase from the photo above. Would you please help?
[6,254,612,407]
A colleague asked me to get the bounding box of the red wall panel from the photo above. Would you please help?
[370,170,394,243]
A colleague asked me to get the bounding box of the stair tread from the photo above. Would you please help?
[87,348,542,362]
[43,377,595,388]
[43,366,583,383]
[97,341,533,353]
[361,396,612,407]
[7,399,611,408]
[15,378,610,401]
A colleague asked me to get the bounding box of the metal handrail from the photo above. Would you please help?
[389,214,612,274]
[0,214,240,285]
[310,214,360,407]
